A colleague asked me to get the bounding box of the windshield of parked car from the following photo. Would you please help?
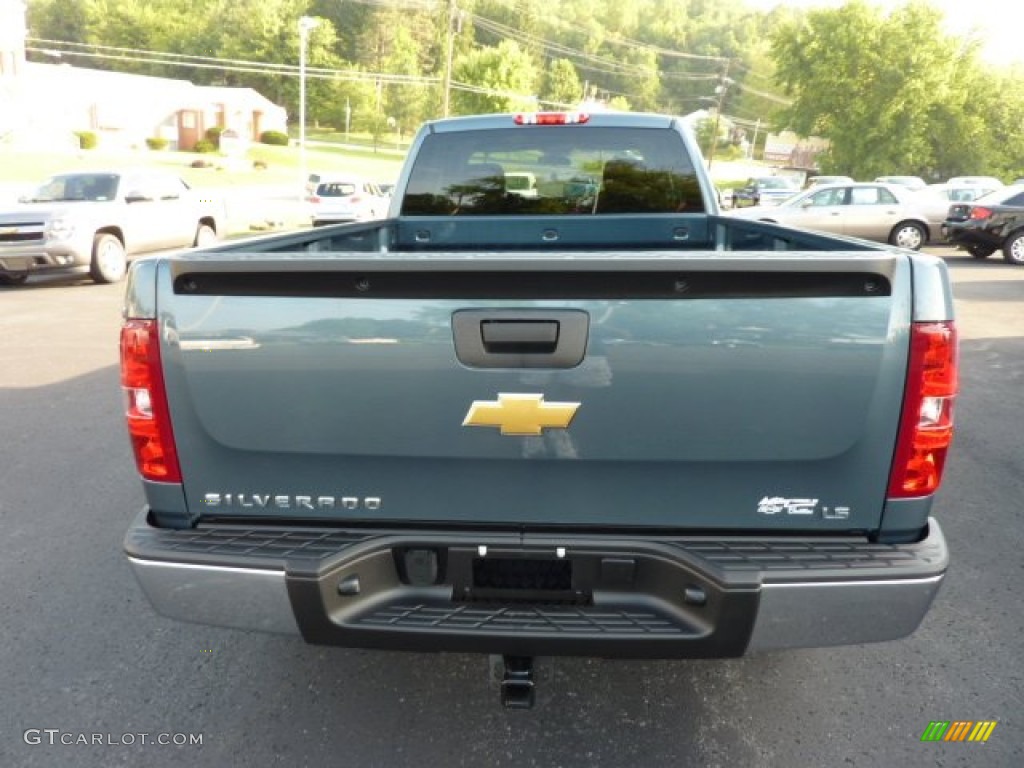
[26,173,120,203]
[401,126,705,215]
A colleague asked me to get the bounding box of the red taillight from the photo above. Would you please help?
[514,112,590,125]
[349,195,362,204]
[120,319,181,483]
[969,206,992,220]
[887,322,958,497]
[306,195,321,204]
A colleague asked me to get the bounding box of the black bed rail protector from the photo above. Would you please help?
[172,267,892,300]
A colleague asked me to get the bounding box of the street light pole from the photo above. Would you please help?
[298,15,318,203]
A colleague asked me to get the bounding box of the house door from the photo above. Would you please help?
[177,110,201,150]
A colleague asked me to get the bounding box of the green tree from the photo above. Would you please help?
[540,58,582,108]
[451,40,539,115]
[770,1,966,178]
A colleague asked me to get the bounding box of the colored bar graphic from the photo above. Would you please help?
[968,722,997,742]
[921,721,949,742]
[920,720,997,743]
[944,721,973,741]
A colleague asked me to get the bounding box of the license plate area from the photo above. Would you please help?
[473,557,572,590]
[459,554,586,604]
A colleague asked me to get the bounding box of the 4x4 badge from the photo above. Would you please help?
[463,393,580,436]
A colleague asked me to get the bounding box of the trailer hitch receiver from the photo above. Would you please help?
[499,655,535,709]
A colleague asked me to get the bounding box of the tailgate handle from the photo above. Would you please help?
[452,310,589,369]
[481,320,558,354]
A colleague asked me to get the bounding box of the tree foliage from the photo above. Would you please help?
[769,0,1013,179]
[21,0,1024,178]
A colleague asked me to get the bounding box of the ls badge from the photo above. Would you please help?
[462,393,580,436]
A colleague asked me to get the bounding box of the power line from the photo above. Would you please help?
[731,80,793,106]
[27,38,439,86]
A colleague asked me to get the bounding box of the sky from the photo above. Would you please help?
[746,0,1022,66]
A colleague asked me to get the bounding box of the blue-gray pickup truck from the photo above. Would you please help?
[120,112,957,708]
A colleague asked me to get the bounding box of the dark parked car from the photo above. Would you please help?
[732,176,800,208]
[942,186,1024,264]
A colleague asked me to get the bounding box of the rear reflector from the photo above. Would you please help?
[514,112,590,125]
[887,321,958,497]
[120,319,181,483]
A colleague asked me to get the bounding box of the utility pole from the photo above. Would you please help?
[749,117,761,161]
[442,0,457,117]
[706,59,732,171]
[298,16,318,203]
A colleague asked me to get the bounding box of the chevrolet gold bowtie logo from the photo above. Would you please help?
[462,393,580,436]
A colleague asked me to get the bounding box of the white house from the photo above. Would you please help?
[0,0,287,150]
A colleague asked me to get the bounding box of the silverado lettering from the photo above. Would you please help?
[203,494,382,511]
[121,111,956,709]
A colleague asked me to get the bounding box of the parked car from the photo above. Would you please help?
[912,183,1002,236]
[804,175,854,189]
[306,175,389,226]
[504,171,539,198]
[0,169,221,285]
[946,176,1003,188]
[942,185,1024,264]
[728,181,932,249]
[731,176,800,208]
[874,175,927,191]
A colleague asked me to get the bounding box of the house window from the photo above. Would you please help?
[181,112,196,129]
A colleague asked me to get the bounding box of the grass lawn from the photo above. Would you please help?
[0,141,406,191]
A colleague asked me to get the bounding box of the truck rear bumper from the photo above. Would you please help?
[124,510,948,657]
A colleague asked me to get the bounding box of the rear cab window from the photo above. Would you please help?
[401,125,705,216]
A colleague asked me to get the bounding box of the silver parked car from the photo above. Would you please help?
[727,181,932,249]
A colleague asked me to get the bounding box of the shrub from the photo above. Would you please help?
[75,130,98,150]
[259,130,290,146]
[192,138,217,154]
[204,126,225,148]
[145,137,169,151]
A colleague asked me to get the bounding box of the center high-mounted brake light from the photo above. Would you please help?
[120,319,181,483]
[887,321,958,498]
[514,112,590,126]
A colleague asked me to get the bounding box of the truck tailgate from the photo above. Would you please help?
[155,251,909,532]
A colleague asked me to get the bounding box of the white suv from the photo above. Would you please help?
[306,175,388,226]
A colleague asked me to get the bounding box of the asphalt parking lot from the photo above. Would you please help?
[0,244,1021,767]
